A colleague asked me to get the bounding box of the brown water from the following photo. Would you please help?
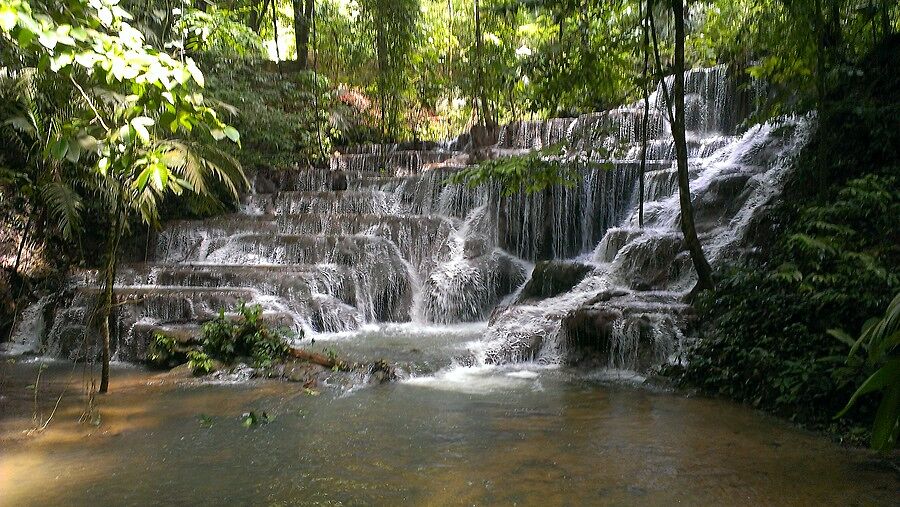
[1,358,897,506]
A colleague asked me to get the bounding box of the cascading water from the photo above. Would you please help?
[9,65,809,379]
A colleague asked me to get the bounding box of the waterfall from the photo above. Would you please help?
[9,65,809,374]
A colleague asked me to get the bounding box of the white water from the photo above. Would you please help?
[10,66,811,386]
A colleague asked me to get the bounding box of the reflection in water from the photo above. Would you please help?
[1,360,897,506]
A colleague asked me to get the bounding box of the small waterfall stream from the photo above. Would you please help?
[5,66,810,377]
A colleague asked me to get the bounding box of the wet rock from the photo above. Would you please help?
[585,289,629,305]
[328,171,348,191]
[463,237,488,259]
[367,359,397,384]
[211,362,256,382]
[516,261,593,303]
[253,173,278,194]
[279,360,324,385]
[469,124,500,149]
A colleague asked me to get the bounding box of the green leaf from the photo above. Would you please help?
[837,359,900,418]
[65,140,81,163]
[50,138,68,160]
[827,329,856,349]
[17,28,34,47]
[135,166,153,190]
[131,116,154,144]
[0,5,16,31]
[871,382,900,451]
[223,126,239,143]
[186,59,205,87]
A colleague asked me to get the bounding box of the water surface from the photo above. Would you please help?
[1,348,897,506]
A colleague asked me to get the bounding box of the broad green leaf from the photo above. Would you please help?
[135,165,152,189]
[871,382,900,451]
[223,126,239,143]
[186,59,204,87]
[827,329,856,349]
[50,138,68,160]
[837,359,900,418]
[131,116,154,143]
[65,140,81,163]
[0,5,15,31]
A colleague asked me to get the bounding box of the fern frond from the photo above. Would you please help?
[39,181,83,241]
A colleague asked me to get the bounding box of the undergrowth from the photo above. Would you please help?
[148,302,295,375]
[674,36,900,445]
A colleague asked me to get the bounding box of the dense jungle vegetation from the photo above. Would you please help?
[0,0,897,448]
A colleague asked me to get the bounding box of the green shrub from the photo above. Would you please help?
[677,41,900,443]
[199,58,341,169]
[147,332,186,369]
[187,350,215,376]
[200,302,293,369]
[833,292,900,451]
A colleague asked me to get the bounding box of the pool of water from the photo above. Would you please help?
[1,326,897,506]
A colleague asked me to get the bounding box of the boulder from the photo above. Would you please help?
[516,261,593,303]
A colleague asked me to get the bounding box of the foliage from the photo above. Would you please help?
[832,293,900,451]
[356,0,420,139]
[446,143,580,195]
[147,331,183,369]
[178,7,266,59]
[200,57,338,168]
[681,172,898,439]
[677,38,900,443]
[187,349,214,375]
[0,0,245,223]
[200,302,293,369]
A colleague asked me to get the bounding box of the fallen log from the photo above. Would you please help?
[288,347,397,382]
[288,348,348,370]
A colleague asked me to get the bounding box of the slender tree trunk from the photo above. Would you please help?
[11,212,32,276]
[293,0,312,68]
[474,0,490,126]
[813,0,828,191]
[374,11,388,138]
[7,212,33,341]
[638,0,651,229]
[271,0,282,62]
[98,208,123,394]
[882,0,891,38]
[671,0,713,292]
[310,0,325,159]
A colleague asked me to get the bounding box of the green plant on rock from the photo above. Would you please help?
[187,350,214,376]
[200,309,237,360]
[832,292,900,451]
[147,331,183,369]
[200,302,292,369]
[446,143,583,196]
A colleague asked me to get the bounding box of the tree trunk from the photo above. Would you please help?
[271,0,282,62]
[671,0,713,293]
[813,0,828,192]
[638,0,651,229]
[474,0,491,126]
[293,0,312,68]
[98,208,123,394]
[882,0,892,38]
